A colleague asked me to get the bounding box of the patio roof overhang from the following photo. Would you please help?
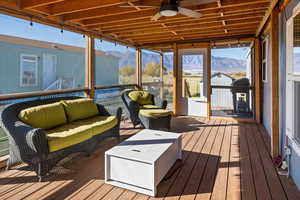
[0,0,278,51]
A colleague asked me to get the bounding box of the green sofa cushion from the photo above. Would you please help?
[140,104,160,109]
[139,109,172,118]
[61,98,99,122]
[18,102,67,129]
[72,115,118,136]
[45,115,118,152]
[45,123,93,152]
[128,91,153,105]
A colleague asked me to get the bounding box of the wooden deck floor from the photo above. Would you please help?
[0,117,300,200]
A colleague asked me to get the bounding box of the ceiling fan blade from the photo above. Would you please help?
[179,0,217,7]
[119,5,158,8]
[151,12,162,21]
[178,7,202,18]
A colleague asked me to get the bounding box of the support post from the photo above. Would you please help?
[270,6,279,157]
[85,36,95,98]
[173,44,179,115]
[136,49,142,89]
[207,47,212,118]
[160,53,164,99]
[255,38,262,124]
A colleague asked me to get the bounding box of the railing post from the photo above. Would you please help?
[270,5,280,158]
[173,44,178,115]
[207,46,212,118]
[254,38,262,124]
[136,48,142,89]
[160,53,164,99]
[85,36,95,98]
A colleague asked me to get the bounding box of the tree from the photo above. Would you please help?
[143,62,161,77]
[119,66,135,77]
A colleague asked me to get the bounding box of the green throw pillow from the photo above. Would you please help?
[61,98,99,122]
[128,91,153,105]
[18,102,67,129]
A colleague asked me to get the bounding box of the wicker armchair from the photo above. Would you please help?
[0,96,122,181]
[121,89,171,130]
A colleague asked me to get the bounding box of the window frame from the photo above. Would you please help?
[261,38,268,83]
[286,2,300,147]
[20,54,38,87]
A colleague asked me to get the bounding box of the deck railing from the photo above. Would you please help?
[0,82,174,157]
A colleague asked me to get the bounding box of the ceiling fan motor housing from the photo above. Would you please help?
[160,2,179,16]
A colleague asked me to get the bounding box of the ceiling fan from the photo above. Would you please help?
[120,0,217,21]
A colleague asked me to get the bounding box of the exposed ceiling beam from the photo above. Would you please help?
[137,32,256,45]
[20,0,64,9]
[44,0,138,16]
[256,0,278,36]
[115,18,261,38]
[101,11,265,33]
[125,23,259,40]
[63,6,154,22]
[93,6,268,31]
[127,28,258,43]
[81,1,269,27]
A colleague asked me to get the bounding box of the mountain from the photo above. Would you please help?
[107,50,247,73]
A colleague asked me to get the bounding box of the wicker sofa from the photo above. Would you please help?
[121,89,172,130]
[0,96,122,181]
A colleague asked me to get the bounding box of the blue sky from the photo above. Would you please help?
[212,47,249,60]
[0,14,249,60]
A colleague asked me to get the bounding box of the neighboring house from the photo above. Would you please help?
[207,72,235,108]
[0,34,120,94]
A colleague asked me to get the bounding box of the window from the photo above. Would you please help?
[262,39,267,82]
[163,52,173,106]
[286,6,300,143]
[20,54,38,87]
[294,13,300,74]
[142,50,161,83]
[94,39,136,86]
[294,82,300,142]
[0,14,85,95]
[182,54,203,98]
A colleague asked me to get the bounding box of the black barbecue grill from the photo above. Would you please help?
[231,78,250,113]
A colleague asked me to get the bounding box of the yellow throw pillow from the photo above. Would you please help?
[61,98,99,122]
[18,102,67,129]
[128,91,153,105]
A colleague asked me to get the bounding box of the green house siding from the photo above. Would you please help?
[55,50,86,88]
[95,55,119,86]
[0,41,120,94]
[0,44,43,94]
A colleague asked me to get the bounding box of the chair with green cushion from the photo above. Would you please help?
[121,89,172,130]
[0,97,122,181]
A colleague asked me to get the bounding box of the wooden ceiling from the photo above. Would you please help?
[0,0,272,48]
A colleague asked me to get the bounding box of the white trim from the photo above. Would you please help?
[20,53,38,87]
[261,38,268,83]
[287,134,300,158]
[262,35,269,83]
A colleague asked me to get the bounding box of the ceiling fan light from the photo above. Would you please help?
[160,4,178,16]
[160,9,177,16]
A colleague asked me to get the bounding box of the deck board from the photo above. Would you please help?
[210,121,232,200]
[239,124,257,200]
[0,117,299,200]
[226,123,241,200]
